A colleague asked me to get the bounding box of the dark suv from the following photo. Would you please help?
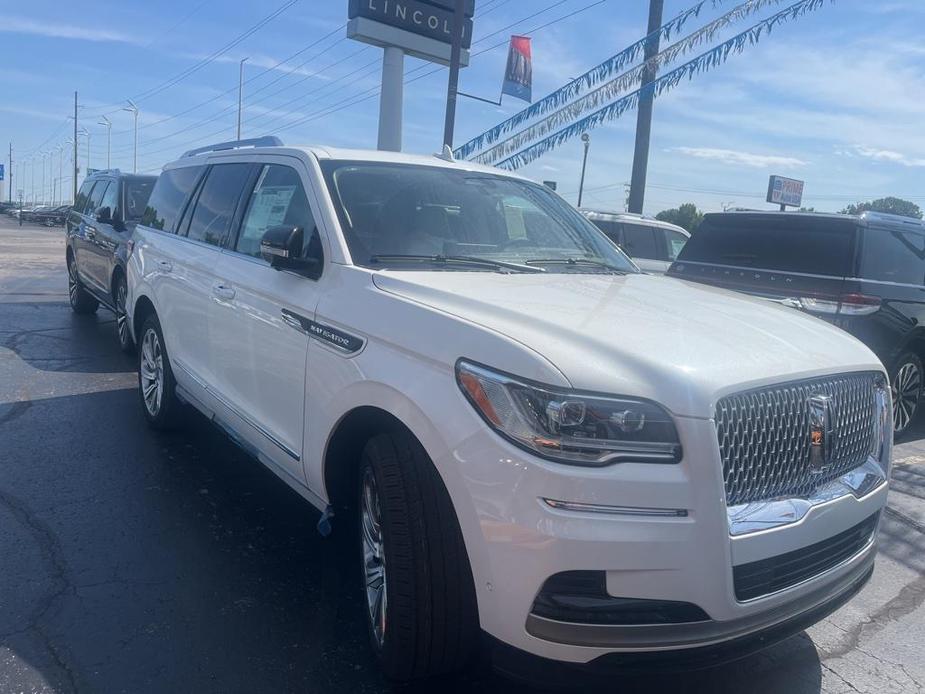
[668,210,925,435]
[66,170,157,351]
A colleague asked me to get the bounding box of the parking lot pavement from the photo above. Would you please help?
[1,216,923,694]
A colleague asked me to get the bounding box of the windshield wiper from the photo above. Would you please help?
[524,258,630,274]
[369,254,546,274]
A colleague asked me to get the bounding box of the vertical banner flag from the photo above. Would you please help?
[502,36,533,103]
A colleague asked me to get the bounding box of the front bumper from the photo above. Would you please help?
[440,410,888,664]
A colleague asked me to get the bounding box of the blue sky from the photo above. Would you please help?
[2,0,924,214]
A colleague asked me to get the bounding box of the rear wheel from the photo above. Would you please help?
[891,353,922,437]
[358,430,480,682]
[114,276,133,354]
[138,314,180,429]
[67,257,99,315]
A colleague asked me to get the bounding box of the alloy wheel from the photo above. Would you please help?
[361,466,387,649]
[67,262,79,307]
[116,283,129,347]
[892,361,921,434]
[140,328,164,417]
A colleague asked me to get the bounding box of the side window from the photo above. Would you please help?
[236,165,318,258]
[141,166,203,233]
[664,229,689,261]
[85,181,109,215]
[622,223,660,260]
[861,228,925,285]
[184,163,252,247]
[73,180,94,214]
[589,219,622,245]
[99,181,120,222]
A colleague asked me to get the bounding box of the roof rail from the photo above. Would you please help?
[87,168,122,177]
[181,136,284,159]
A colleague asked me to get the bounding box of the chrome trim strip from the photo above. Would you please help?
[672,260,845,281]
[542,498,688,518]
[525,551,874,650]
[173,358,300,461]
[726,459,888,536]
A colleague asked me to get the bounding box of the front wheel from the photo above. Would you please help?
[891,353,922,437]
[358,430,480,682]
[67,258,99,315]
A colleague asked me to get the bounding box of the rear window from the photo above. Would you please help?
[861,227,925,285]
[677,216,856,277]
[142,166,203,232]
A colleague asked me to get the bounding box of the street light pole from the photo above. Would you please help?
[79,127,90,182]
[123,100,139,173]
[577,133,591,208]
[57,145,64,205]
[73,90,78,203]
[237,57,249,140]
[98,116,112,169]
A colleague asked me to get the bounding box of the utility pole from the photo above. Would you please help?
[41,152,47,205]
[627,0,664,215]
[577,133,591,208]
[99,115,111,169]
[73,91,79,203]
[57,145,64,205]
[123,100,139,173]
[237,57,249,140]
[8,143,12,204]
[442,0,467,150]
[30,157,35,206]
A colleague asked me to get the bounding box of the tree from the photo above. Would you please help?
[840,197,922,220]
[656,203,704,233]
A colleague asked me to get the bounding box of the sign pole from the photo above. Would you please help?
[442,0,466,150]
[378,46,404,152]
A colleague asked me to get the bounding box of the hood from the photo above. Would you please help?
[372,271,882,418]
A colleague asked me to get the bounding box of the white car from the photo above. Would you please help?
[581,209,690,275]
[127,137,891,682]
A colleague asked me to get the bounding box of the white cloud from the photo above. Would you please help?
[673,147,808,169]
[851,146,925,168]
[0,17,140,44]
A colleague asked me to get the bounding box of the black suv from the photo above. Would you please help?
[669,210,925,436]
[66,170,157,351]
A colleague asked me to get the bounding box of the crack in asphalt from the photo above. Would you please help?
[819,573,925,663]
[884,505,925,535]
[0,489,79,693]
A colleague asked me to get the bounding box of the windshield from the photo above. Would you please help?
[320,160,636,273]
[678,215,857,276]
[124,178,156,222]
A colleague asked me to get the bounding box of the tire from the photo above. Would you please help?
[891,353,923,437]
[138,313,180,429]
[67,257,99,315]
[113,276,134,354]
[358,430,480,682]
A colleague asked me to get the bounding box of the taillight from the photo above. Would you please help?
[792,293,881,316]
[838,293,882,316]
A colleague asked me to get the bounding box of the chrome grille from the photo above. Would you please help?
[716,373,879,506]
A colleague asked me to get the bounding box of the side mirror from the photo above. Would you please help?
[260,225,322,279]
[96,207,112,224]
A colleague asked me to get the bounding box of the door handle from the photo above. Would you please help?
[156,260,173,273]
[212,283,236,301]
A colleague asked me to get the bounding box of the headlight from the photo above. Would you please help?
[456,360,681,466]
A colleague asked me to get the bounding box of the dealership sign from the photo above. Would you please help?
[767,175,804,208]
[348,0,474,58]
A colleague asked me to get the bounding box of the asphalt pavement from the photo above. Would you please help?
[1,216,923,694]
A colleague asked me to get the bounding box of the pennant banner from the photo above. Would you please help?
[495,0,831,171]
[502,36,533,103]
[474,0,791,165]
[454,0,728,160]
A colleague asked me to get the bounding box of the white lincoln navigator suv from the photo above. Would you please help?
[127,137,892,682]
